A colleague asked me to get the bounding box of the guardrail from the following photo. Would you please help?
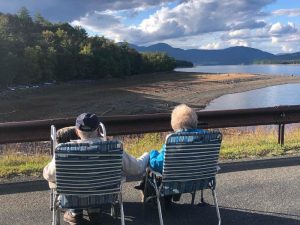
[1,105,300,145]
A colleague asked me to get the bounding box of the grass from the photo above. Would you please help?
[0,155,51,178]
[220,127,300,159]
[1,127,300,179]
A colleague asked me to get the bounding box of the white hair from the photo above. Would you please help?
[171,104,198,131]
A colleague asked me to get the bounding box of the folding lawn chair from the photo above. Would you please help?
[49,124,125,225]
[144,130,222,225]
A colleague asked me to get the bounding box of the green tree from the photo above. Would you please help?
[34,13,51,26]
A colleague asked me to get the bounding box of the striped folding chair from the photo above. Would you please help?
[144,130,222,225]
[50,125,125,225]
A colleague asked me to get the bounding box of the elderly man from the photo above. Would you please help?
[43,112,149,225]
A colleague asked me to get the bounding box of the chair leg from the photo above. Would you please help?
[201,189,204,203]
[52,207,60,225]
[212,189,221,225]
[191,192,196,205]
[51,192,56,225]
[51,192,60,225]
[50,190,53,211]
[55,208,60,225]
[119,191,125,225]
[153,178,164,225]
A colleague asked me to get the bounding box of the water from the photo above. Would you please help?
[176,64,300,76]
[205,83,300,111]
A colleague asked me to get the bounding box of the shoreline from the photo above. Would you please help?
[198,74,300,110]
[1,71,300,122]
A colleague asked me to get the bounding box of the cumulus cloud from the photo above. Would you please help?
[73,0,274,44]
[281,45,294,53]
[269,22,297,35]
[71,11,123,31]
[200,42,221,50]
[273,8,300,17]
[228,39,249,47]
[0,0,174,21]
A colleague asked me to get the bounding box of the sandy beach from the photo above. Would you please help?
[1,71,300,122]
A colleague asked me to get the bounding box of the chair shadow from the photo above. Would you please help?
[80,201,300,225]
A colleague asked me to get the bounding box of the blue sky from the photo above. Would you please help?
[1,0,300,53]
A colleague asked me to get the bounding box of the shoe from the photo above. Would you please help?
[134,181,145,191]
[172,194,181,202]
[88,212,102,223]
[63,211,83,225]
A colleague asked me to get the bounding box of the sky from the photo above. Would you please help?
[1,0,300,54]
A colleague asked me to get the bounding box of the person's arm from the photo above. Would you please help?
[43,156,56,183]
[149,144,166,173]
[122,151,149,176]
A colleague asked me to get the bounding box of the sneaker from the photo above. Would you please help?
[88,212,102,223]
[172,194,181,202]
[134,181,145,191]
[63,211,83,225]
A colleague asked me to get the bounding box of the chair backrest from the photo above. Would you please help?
[55,140,123,208]
[161,130,222,195]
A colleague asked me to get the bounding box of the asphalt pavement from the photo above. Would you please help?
[0,157,299,225]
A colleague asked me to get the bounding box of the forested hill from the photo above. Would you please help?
[130,43,276,65]
[0,8,176,87]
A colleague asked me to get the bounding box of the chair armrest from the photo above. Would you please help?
[149,168,163,178]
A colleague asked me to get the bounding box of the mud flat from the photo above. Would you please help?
[1,71,300,122]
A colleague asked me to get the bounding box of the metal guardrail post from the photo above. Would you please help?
[278,124,285,146]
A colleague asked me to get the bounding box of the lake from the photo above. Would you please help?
[176,64,300,110]
[176,64,300,76]
[204,83,300,111]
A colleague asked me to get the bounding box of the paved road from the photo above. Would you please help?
[0,158,299,225]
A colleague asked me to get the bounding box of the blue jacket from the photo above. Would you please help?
[149,128,208,173]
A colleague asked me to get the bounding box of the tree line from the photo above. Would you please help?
[0,8,177,87]
[255,59,300,65]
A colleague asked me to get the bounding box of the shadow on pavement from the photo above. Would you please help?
[0,156,299,195]
[98,202,299,225]
[219,156,300,174]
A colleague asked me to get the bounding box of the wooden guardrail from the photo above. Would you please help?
[1,105,300,145]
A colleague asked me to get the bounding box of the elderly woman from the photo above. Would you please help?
[149,104,207,173]
[135,104,207,204]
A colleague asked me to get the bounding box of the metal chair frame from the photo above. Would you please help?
[144,131,222,225]
[49,124,125,225]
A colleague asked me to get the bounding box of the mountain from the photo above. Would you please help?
[275,52,300,61]
[128,43,278,65]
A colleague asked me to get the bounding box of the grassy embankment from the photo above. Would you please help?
[1,127,300,179]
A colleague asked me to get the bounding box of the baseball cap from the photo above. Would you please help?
[76,113,99,132]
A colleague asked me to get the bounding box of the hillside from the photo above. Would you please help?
[129,43,300,65]
[0,9,176,87]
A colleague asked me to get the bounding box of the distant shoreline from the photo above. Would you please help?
[1,71,300,123]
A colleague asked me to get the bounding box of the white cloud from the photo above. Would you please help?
[269,22,297,35]
[71,10,123,31]
[271,37,279,43]
[273,8,300,17]
[71,0,300,54]
[228,39,249,47]
[0,0,176,21]
[200,42,221,49]
[72,0,274,44]
[281,45,294,53]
